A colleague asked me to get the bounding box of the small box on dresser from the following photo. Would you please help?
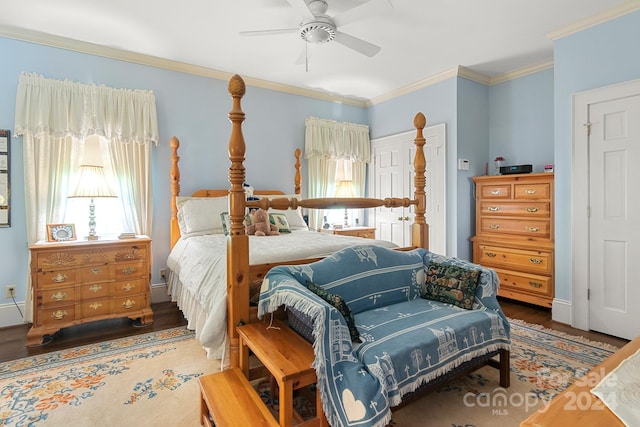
[27,236,153,346]
[471,173,554,308]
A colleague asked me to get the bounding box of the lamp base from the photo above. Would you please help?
[86,235,100,240]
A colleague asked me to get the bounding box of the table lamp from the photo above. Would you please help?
[68,163,117,240]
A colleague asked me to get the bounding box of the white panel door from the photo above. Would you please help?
[588,94,640,340]
[371,124,446,253]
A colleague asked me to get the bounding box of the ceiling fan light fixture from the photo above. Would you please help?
[300,21,336,44]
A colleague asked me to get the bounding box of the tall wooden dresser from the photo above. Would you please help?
[27,236,153,346]
[471,173,554,308]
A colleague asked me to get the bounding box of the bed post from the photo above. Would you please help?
[227,75,250,369]
[170,136,181,249]
[411,113,429,250]
[294,148,302,195]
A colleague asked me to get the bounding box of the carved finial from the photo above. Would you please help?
[414,112,426,130]
[170,136,179,149]
[228,74,246,98]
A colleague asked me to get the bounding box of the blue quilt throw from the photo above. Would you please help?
[258,246,511,427]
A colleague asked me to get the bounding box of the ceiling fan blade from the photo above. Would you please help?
[285,0,316,21]
[333,0,393,28]
[334,31,381,57]
[239,28,299,37]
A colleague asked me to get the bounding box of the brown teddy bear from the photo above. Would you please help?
[246,208,279,236]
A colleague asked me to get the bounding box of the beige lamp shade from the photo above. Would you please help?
[68,165,117,199]
[335,180,356,198]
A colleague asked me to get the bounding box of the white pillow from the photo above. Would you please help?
[261,194,308,231]
[176,196,229,237]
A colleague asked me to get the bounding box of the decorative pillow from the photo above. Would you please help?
[269,213,291,233]
[421,261,481,309]
[306,281,361,343]
[220,212,231,236]
[176,196,228,237]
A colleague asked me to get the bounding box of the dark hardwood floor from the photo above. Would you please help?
[0,298,629,364]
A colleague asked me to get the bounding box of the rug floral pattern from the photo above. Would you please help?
[0,327,203,427]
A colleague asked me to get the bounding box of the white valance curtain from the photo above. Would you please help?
[14,73,159,323]
[15,73,159,144]
[304,116,371,230]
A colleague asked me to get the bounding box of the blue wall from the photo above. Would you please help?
[553,10,640,301]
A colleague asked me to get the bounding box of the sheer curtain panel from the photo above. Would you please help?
[304,117,371,230]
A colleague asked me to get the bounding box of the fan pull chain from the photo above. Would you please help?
[305,41,309,73]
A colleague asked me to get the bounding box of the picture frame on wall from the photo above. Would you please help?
[46,224,77,242]
[0,129,9,227]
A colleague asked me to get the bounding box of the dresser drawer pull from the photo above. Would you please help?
[529,258,543,264]
[90,267,102,275]
[51,273,68,283]
[529,281,543,288]
[489,224,500,229]
[526,226,540,232]
[88,284,103,293]
[50,291,68,301]
[122,267,136,275]
[51,310,68,320]
[89,302,103,310]
[525,189,537,194]
[487,206,500,211]
[122,299,136,309]
[486,252,497,258]
[527,207,539,213]
[121,283,136,292]
[490,190,500,195]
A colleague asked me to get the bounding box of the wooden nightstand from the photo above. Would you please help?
[26,236,153,346]
[323,226,376,239]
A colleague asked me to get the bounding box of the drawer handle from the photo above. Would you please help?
[122,267,136,275]
[487,206,500,211]
[525,189,537,194]
[529,281,543,288]
[88,284,103,293]
[123,299,136,309]
[526,207,539,213]
[526,226,540,232]
[486,252,497,258]
[90,267,102,275]
[50,291,68,301]
[51,273,67,283]
[529,258,542,264]
[89,302,103,310]
[490,190,500,195]
[51,310,68,320]
[121,282,136,292]
[489,224,500,229]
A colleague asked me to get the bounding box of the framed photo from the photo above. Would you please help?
[46,224,77,242]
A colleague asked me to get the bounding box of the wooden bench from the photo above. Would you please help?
[198,367,278,427]
[238,319,328,427]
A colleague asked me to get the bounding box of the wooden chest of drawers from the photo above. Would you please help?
[471,173,554,307]
[324,226,376,239]
[26,237,153,346]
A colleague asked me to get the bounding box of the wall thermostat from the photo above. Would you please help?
[458,159,470,170]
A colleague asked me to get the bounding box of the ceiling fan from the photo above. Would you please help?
[239,0,384,58]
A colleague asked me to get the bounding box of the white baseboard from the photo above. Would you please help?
[0,283,171,329]
[0,302,28,328]
[151,282,170,303]
[551,298,572,325]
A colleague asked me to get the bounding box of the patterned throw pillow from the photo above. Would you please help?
[421,261,481,309]
[305,281,361,343]
[269,213,291,233]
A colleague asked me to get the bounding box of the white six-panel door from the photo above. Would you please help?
[573,79,640,340]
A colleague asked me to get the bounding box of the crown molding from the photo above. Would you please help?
[489,59,554,85]
[547,0,640,40]
[0,24,369,108]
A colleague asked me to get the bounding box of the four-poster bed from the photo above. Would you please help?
[167,74,429,367]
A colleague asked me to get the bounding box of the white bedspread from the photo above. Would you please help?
[166,230,397,362]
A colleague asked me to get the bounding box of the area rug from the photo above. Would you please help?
[0,320,620,427]
[0,327,222,427]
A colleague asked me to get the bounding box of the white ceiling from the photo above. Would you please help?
[0,0,636,102]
